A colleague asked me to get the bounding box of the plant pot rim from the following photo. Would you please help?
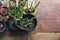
[9,19,19,30]
[17,14,37,32]
[0,21,6,33]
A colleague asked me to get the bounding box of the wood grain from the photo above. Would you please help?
[35,0,60,32]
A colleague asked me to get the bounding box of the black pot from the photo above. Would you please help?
[9,18,19,31]
[17,14,37,32]
[0,21,6,33]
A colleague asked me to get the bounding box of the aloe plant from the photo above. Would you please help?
[8,1,26,30]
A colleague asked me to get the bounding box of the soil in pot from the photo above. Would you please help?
[17,14,37,32]
[0,21,6,33]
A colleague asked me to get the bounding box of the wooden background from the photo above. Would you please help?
[35,0,60,32]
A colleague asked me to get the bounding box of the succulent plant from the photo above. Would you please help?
[24,1,40,14]
[8,1,25,30]
[8,0,39,32]
[9,1,24,21]
[17,14,37,32]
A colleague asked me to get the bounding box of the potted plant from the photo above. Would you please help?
[8,1,24,30]
[17,14,37,32]
[0,1,8,33]
[17,1,40,32]
[18,1,40,32]
[0,20,6,33]
[8,0,40,32]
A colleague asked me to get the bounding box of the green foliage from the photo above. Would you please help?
[9,1,24,21]
[8,0,27,30]
[17,17,35,30]
[8,0,38,31]
[25,1,40,13]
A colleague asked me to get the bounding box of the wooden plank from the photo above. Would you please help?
[35,0,60,32]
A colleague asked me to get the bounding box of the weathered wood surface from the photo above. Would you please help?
[0,30,30,40]
[35,0,60,32]
[30,32,60,40]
